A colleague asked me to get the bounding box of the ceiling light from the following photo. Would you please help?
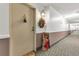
[64,13,79,18]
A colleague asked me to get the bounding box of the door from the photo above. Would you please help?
[9,3,35,56]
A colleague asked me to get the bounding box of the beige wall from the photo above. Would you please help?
[9,4,35,56]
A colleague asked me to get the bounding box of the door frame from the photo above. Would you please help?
[23,3,36,52]
[25,3,37,52]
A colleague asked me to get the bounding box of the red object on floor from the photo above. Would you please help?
[44,39,49,50]
[42,32,49,51]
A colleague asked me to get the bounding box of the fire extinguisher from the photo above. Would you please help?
[42,33,49,51]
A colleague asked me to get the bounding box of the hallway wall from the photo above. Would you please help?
[35,6,69,49]
[35,6,68,33]
[0,3,9,36]
[46,7,68,32]
[0,3,9,56]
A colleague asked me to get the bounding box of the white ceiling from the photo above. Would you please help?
[52,3,79,23]
[29,3,51,11]
[30,3,79,23]
[52,3,79,15]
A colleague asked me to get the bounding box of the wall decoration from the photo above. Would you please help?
[38,17,45,28]
[38,6,47,28]
[23,14,27,23]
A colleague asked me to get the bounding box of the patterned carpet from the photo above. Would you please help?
[36,31,79,56]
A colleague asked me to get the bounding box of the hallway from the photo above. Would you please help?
[36,31,79,56]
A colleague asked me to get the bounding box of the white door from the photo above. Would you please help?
[9,3,35,56]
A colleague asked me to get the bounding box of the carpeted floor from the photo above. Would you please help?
[36,31,79,56]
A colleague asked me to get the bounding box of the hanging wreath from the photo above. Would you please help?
[38,18,45,28]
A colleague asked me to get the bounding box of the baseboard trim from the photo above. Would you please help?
[23,50,36,56]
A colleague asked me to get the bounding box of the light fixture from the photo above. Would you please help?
[41,12,45,16]
[41,10,46,17]
[40,6,48,17]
